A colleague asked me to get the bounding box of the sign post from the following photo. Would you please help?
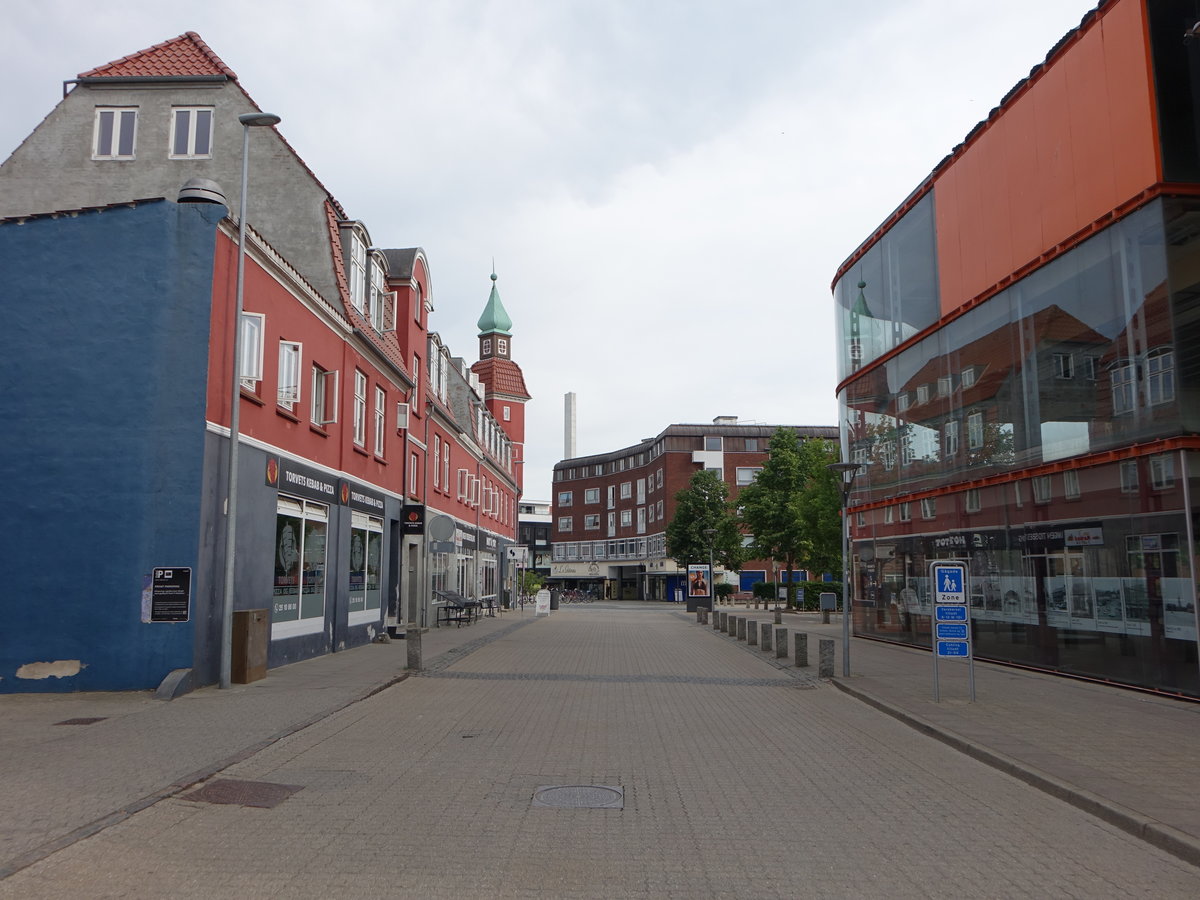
[930,560,975,702]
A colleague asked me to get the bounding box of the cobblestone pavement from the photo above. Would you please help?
[2,604,1199,899]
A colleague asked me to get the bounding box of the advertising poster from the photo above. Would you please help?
[1092,578,1125,634]
[687,564,712,599]
[1162,578,1197,641]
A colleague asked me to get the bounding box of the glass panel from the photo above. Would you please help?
[96,110,114,156]
[348,527,367,613]
[173,110,190,156]
[194,109,212,156]
[273,513,302,622]
[301,518,326,620]
[117,110,136,156]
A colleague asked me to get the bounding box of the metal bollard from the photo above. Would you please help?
[776,627,788,659]
[727,614,737,636]
[406,628,423,672]
[795,633,808,668]
[748,619,758,646]
[714,609,723,631]
[819,638,834,678]
[737,617,747,641]
[761,623,772,653]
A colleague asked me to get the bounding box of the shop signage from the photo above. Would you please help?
[268,457,337,503]
[145,567,191,623]
[402,505,425,534]
[342,481,385,514]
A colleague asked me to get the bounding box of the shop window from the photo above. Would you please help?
[348,513,383,625]
[272,497,327,639]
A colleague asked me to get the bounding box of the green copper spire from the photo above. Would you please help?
[477,271,513,337]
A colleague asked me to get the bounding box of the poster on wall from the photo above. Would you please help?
[1043,576,1069,627]
[1162,578,1197,641]
[141,567,192,623]
[1092,578,1126,634]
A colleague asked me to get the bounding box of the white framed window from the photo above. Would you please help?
[239,312,264,390]
[584,514,600,530]
[353,370,368,446]
[1146,350,1175,406]
[637,507,646,534]
[369,260,386,332]
[559,491,573,507]
[636,479,646,504]
[497,337,508,356]
[937,375,952,396]
[457,468,470,500]
[169,107,213,159]
[656,500,663,519]
[1053,353,1074,379]
[965,488,981,513]
[558,516,573,532]
[607,512,616,536]
[413,354,420,398]
[607,486,616,508]
[1033,475,1052,504]
[277,340,301,409]
[348,234,367,314]
[585,488,600,504]
[482,338,492,356]
[374,386,386,456]
[442,444,450,494]
[620,509,632,527]
[1111,362,1136,414]
[961,367,976,388]
[432,436,441,490]
[409,452,420,496]
[882,441,897,471]
[503,405,511,421]
[967,411,984,451]
[657,469,663,489]
[704,435,722,451]
[916,385,930,404]
[1013,481,1024,508]
[943,420,959,458]
[396,401,410,431]
[920,498,936,520]
[414,283,423,324]
[884,505,895,524]
[736,467,762,485]
[620,481,632,499]
[311,365,338,426]
[1063,469,1080,500]
[648,505,656,523]
[93,107,137,159]
[897,393,910,413]
[899,502,911,522]
[1150,454,1175,490]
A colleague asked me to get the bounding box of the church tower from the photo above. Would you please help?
[471,272,530,493]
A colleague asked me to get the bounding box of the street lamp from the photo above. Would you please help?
[220,111,281,689]
[703,527,716,611]
[826,461,863,677]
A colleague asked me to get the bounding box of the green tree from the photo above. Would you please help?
[738,429,841,605]
[665,469,744,572]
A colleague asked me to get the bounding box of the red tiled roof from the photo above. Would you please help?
[78,32,237,80]
[472,358,530,400]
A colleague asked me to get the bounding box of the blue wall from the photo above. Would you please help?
[0,200,225,691]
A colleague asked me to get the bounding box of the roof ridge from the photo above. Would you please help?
[78,31,238,80]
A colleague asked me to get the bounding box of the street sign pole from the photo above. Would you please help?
[930,560,975,702]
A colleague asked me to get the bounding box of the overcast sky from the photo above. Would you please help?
[3,0,1094,500]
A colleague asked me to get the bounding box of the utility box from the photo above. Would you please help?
[819,592,837,611]
[231,608,269,684]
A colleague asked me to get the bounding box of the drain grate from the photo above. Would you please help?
[182,779,303,809]
[532,784,624,809]
[54,717,107,726]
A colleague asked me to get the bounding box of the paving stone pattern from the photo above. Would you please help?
[2,606,1199,898]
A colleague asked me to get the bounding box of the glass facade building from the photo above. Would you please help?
[833,0,1200,698]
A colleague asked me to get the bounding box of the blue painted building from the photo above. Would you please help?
[1,198,226,691]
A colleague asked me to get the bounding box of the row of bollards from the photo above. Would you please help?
[698,608,833,677]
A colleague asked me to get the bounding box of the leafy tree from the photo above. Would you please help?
[519,570,544,595]
[738,429,841,605]
[665,469,744,573]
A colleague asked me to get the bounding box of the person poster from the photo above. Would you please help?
[687,564,711,598]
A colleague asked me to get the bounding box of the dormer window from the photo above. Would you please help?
[348,234,367,314]
[368,258,386,331]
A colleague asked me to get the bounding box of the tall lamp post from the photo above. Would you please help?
[220,112,282,690]
[826,461,863,677]
[703,527,716,610]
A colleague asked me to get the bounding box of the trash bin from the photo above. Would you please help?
[232,608,269,684]
[549,590,560,610]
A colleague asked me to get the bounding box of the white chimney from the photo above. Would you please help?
[564,392,577,459]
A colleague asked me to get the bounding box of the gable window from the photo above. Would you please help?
[897,393,910,413]
[369,260,386,332]
[374,386,386,457]
[961,367,976,388]
[277,340,301,409]
[497,337,508,356]
[353,370,368,447]
[312,365,338,426]
[170,108,213,159]
[93,107,137,159]
[482,338,492,356]
[937,375,952,396]
[916,385,930,404]
[1053,353,1073,379]
[239,312,264,390]
[414,283,423,324]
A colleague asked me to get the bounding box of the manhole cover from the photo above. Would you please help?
[532,785,623,809]
[54,717,108,726]
[182,779,303,809]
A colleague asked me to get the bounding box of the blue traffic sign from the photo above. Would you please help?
[934,566,964,595]
[937,623,968,640]
[937,640,970,657]
[935,605,967,621]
